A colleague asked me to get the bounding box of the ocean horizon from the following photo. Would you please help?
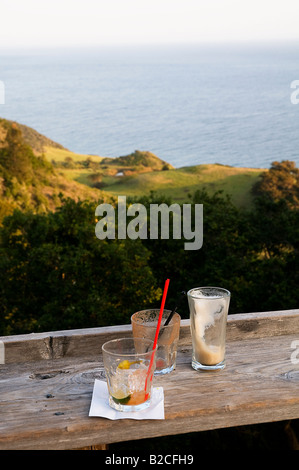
[0,42,299,169]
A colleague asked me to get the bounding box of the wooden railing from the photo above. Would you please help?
[0,309,298,450]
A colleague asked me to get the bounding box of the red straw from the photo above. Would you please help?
[144,279,170,398]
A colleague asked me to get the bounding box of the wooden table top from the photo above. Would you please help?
[0,310,298,450]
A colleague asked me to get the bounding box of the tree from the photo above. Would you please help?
[1,172,299,336]
[252,160,299,209]
[0,123,34,183]
[0,198,161,335]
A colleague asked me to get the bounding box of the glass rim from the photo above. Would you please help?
[131,308,180,327]
[102,336,157,356]
[187,286,231,299]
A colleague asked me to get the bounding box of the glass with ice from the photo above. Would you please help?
[102,337,157,411]
[131,309,181,374]
[187,287,231,371]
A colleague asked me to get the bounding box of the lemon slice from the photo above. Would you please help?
[117,360,140,370]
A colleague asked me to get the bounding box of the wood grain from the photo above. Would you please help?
[0,310,298,450]
[1,309,298,364]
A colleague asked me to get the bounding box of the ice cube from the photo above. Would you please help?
[128,368,147,392]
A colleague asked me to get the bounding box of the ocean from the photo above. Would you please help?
[0,42,299,169]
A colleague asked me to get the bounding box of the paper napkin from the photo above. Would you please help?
[89,379,165,420]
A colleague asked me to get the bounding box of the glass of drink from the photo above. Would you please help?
[102,337,157,411]
[187,287,231,371]
[131,309,181,374]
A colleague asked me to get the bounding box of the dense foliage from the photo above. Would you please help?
[0,159,298,335]
[252,160,299,209]
[0,121,54,220]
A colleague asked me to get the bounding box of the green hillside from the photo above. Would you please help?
[44,148,175,186]
[99,163,263,208]
[100,150,173,170]
[44,146,264,209]
[2,118,67,155]
[0,118,105,222]
[0,117,266,222]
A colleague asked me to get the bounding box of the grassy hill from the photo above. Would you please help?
[44,146,264,209]
[98,163,263,208]
[0,119,105,222]
[0,117,266,222]
[2,119,67,155]
[44,147,175,187]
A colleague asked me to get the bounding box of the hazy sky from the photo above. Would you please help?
[1,0,299,48]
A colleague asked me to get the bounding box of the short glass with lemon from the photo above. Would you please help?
[102,337,157,411]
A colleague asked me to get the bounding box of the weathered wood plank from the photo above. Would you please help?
[1,309,298,364]
[76,444,108,450]
[226,309,299,341]
[0,310,298,449]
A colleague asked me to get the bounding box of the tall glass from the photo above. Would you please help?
[102,337,157,411]
[187,287,231,371]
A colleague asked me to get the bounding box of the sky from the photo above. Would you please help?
[1,0,299,49]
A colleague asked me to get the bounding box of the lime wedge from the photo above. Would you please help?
[112,393,131,404]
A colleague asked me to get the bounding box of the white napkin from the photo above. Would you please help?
[89,379,165,420]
